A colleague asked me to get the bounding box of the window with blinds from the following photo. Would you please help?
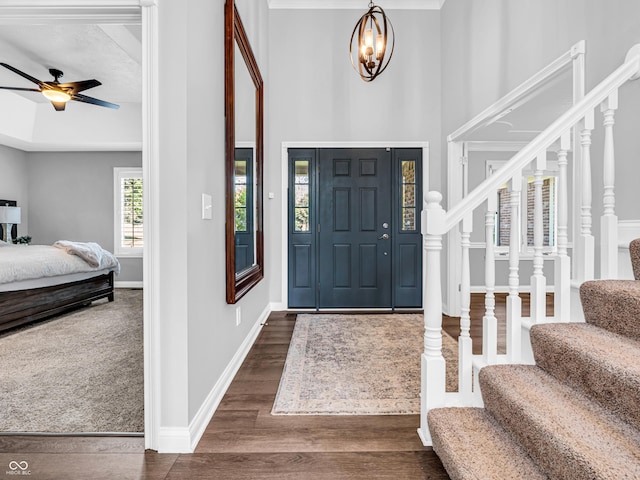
[114,167,143,257]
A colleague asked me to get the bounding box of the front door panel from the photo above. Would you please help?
[318,148,392,308]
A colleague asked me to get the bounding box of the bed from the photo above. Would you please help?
[0,241,120,333]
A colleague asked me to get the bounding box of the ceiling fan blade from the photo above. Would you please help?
[58,79,102,93]
[72,92,119,109]
[51,101,66,111]
[0,86,41,92]
[0,63,46,88]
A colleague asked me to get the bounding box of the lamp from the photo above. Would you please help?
[0,206,21,243]
[42,88,71,103]
[350,2,395,82]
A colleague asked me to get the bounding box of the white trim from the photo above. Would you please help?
[470,285,555,293]
[267,0,445,10]
[0,139,142,152]
[280,141,430,310]
[115,281,143,289]
[0,0,158,452]
[185,304,271,453]
[141,0,160,452]
[157,427,191,454]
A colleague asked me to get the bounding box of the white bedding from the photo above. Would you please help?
[0,244,120,286]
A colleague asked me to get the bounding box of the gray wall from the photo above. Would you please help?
[267,8,442,304]
[442,0,640,280]
[0,144,29,237]
[26,151,143,282]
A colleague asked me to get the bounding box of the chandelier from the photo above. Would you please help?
[349,2,395,82]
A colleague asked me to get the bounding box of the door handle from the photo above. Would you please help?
[378,233,390,240]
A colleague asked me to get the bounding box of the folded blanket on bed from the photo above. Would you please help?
[53,240,121,274]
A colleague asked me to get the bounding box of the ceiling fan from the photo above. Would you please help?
[0,63,119,111]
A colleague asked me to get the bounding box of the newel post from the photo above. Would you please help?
[418,191,446,446]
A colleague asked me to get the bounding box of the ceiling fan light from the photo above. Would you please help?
[42,89,71,103]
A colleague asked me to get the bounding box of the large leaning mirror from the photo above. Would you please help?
[225,0,264,303]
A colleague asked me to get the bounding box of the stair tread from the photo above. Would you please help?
[480,364,640,480]
[428,407,548,480]
[531,322,640,429]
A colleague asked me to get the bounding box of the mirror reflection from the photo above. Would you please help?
[234,41,256,274]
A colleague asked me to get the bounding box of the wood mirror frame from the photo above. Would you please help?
[225,0,264,303]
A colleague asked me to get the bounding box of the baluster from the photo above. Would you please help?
[577,111,595,281]
[601,92,619,279]
[554,132,571,322]
[530,152,547,323]
[483,199,497,365]
[419,192,446,444]
[458,214,473,398]
[507,173,522,361]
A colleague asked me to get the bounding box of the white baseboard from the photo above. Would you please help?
[186,303,272,452]
[269,301,286,311]
[115,281,143,289]
[157,427,192,454]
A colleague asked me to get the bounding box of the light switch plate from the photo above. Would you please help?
[202,193,212,220]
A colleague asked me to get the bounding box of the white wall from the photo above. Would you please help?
[26,151,143,282]
[441,0,640,279]
[156,0,271,446]
[267,8,441,305]
[0,144,28,237]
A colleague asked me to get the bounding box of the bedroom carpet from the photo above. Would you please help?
[0,289,143,433]
[272,313,458,415]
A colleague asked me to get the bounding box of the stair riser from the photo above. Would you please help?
[531,325,640,431]
[580,280,640,341]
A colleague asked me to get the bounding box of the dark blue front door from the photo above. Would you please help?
[288,147,422,309]
[318,148,392,308]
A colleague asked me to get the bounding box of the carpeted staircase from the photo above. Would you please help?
[428,239,640,479]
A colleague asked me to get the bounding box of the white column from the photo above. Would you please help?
[600,92,619,279]
[458,214,473,399]
[483,200,497,365]
[507,173,522,362]
[554,132,571,322]
[530,152,547,323]
[419,192,447,445]
[577,111,595,282]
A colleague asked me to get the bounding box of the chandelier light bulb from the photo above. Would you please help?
[349,2,395,82]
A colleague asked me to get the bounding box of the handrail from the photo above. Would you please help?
[430,53,640,235]
[447,40,585,143]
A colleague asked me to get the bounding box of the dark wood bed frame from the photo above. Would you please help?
[0,198,115,333]
[0,271,115,333]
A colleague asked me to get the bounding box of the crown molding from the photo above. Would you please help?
[267,0,446,10]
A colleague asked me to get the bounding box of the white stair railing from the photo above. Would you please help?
[418,45,640,446]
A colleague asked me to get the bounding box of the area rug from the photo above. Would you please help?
[0,289,144,433]
[272,313,458,415]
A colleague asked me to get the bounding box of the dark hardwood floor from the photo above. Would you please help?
[1,294,553,479]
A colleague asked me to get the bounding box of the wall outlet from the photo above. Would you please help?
[235,306,241,326]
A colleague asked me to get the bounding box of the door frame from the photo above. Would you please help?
[0,0,160,450]
[279,141,429,310]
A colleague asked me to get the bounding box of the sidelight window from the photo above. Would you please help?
[294,160,310,232]
[400,160,417,231]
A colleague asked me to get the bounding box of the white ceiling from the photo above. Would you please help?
[0,23,141,105]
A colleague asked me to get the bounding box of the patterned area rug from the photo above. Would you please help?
[272,313,458,415]
[0,289,143,433]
